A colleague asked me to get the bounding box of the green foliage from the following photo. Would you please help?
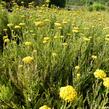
[0,85,12,101]
[49,0,66,8]
[88,2,106,11]
[0,5,8,33]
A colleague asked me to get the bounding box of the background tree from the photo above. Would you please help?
[48,0,66,8]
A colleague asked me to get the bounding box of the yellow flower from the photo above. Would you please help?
[60,36,64,38]
[35,21,44,27]
[24,41,32,46]
[91,55,97,60]
[43,40,48,44]
[3,36,8,40]
[44,19,50,23]
[83,37,90,41]
[72,27,79,33]
[103,77,109,88]
[52,52,57,57]
[106,34,109,37]
[19,23,25,27]
[54,22,62,27]
[77,73,80,80]
[7,23,13,27]
[15,25,21,29]
[39,105,51,109]
[94,69,106,79]
[62,20,67,24]
[75,66,80,70]
[105,38,109,41]
[4,38,10,43]
[62,43,68,47]
[33,50,37,53]
[43,37,50,41]
[18,65,23,69]
[103,27,109,30]
[59,85,77,102]
[58,27,62,30]
[22,56,34,64]
[43,37,50,43]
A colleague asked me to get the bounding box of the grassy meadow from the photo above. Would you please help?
[1,3,109,109]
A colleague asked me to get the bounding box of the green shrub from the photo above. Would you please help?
[0,5,8,33]
[88,2,106,11]
[49,0,66,8]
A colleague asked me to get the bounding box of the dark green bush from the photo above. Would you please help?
[49,0,66,8]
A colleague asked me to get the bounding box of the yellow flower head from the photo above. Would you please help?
[77,73,80,80]
[72,27,79,33]
[105,38,109,41]
[62,43,68,47]
[103,27,109,30]
[54,22,62,27]
[54,35,58,39]
[43,37,50,43]
[15,25,21,29]
[3,36,8,40]
[94,69,106,79]
[39,105,51,109]
[103,77,109,88]
[7,23,13,27]
[4,38,10,43]
[18,65,23,69]
[44,19,50,23]
[75,66,80,70]
[83,37,90,41]
[58,26,62,30]
[106,34,109,37]
[19,23,25,27]
[59,85,77,102]
[35,21,44,27]
[24,41,32,46]
[52,52,57,57]
[62,20,68,24]
[91,55,97,60]
[43,37,50,41]
[22,56,34,64]
[60,36,64,38]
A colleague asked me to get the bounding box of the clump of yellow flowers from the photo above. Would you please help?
[39,105,51,109]
[94,69,106,79]
[59,85,77,102]
[72,27,79,33]
[43,37,50,44]
[94,69,109,88]
[22,56,34,64]
[103,77,109,88]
